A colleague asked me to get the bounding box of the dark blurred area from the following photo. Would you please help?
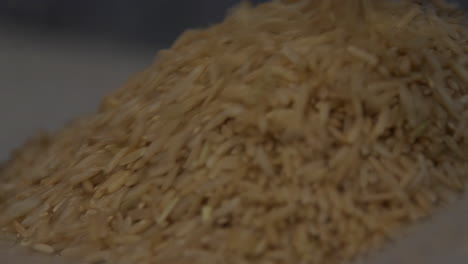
[0,0,467,48]
[0,0,268,47]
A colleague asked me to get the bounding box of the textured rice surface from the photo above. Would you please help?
[1,1,468,264]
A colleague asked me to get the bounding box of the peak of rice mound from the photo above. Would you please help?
[1,1,468,263]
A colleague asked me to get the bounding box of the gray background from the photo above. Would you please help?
[0,0,467,263]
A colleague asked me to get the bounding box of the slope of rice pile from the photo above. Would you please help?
[1,0,468,263]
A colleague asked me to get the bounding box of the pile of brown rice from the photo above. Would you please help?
[1,0,468,263]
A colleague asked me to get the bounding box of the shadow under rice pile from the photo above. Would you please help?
[1,0,468,263]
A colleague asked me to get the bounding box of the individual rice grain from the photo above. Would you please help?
[347,45,379,66]
[32,243,54,254]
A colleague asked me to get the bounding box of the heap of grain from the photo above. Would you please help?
[1,0,468,263]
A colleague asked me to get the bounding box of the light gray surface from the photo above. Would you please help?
[0,27,467,264]
[0,27,153,162]
[361,195,468,264]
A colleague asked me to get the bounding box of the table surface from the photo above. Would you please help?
[0,26,467,264]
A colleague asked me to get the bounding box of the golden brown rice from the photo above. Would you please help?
[1,0,468,263]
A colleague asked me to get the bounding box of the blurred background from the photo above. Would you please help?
[0,0,270,47]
